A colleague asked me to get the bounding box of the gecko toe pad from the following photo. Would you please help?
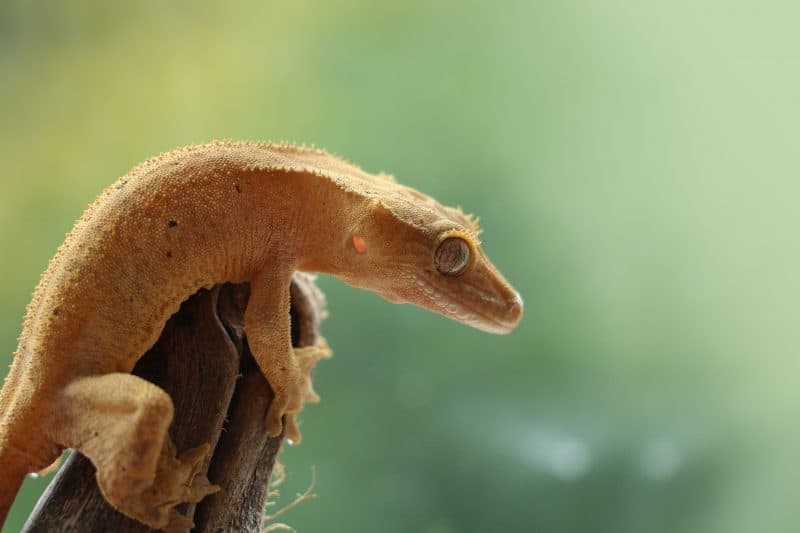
[264,339,332,443]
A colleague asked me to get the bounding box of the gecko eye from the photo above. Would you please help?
[435,237,471,275]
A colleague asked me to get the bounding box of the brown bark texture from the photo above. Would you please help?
[21,274,326,532]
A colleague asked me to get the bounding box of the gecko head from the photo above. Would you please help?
[337,189,523,334]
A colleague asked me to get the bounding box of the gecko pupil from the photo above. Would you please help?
[435,237,470,275]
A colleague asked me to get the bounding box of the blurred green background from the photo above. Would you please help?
[2,1,799,531]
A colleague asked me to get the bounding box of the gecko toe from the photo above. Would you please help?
[265,393,289,437]
[284,413,303,444]
[185,476,220,503]
[163,509,195,532]
[178,443,211,470]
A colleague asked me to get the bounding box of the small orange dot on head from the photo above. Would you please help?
[352,234,367,254]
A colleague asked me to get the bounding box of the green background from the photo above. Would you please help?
[2,1,798,532]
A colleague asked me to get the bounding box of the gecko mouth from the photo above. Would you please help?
[405,270,522,334]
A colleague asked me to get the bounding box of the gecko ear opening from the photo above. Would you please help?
[352,234,368,254]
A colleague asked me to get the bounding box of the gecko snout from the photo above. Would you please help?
[477,291,523,334]
[507,292,523,324]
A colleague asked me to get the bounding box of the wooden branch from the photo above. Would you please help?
[22,274,326,532]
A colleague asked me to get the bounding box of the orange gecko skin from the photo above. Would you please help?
[0,141,522,529]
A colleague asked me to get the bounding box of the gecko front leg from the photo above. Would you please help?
[245,268,316,443]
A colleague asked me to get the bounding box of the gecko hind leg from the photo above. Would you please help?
[47,373,219,530]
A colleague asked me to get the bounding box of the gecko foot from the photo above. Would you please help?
[112,440,220,531]
[265,339,332,443]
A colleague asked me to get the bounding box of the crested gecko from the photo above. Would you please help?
[0,141,522,530]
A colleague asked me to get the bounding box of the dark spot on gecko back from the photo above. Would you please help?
[168,220,178,228]
[235,183,242,193]
[166,251,173,258]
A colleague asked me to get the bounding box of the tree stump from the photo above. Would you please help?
[22,274,327,532]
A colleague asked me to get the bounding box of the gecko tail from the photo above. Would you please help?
[0,438,30,529]
[0,414,62,530]
[0,350,64,528]
[0,375,59,529]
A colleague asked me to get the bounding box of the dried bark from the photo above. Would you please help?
[22,274,326,532]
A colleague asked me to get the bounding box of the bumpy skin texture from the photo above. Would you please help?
[0,141,522,530]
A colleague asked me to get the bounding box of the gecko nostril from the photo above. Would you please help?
[507,292,523,322]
